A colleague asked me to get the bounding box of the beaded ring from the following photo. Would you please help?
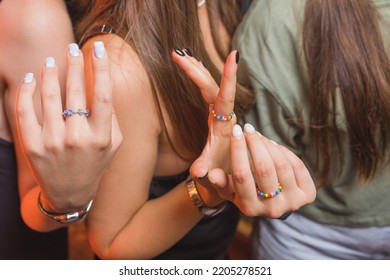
[210,104,235,121]
[257,183,283,199]
[63,108,90,118]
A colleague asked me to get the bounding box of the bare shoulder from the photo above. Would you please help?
[82,34,152,100]
[0,0,73,46]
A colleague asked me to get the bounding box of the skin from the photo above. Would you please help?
[0,0,121,232]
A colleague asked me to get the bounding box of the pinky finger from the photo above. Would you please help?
[278,145,317,203]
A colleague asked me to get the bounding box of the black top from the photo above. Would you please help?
[0,139,68,260]
[150,171,239,260]
[82,25,240,260]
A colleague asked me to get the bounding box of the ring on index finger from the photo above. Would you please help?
[210,104,234,121]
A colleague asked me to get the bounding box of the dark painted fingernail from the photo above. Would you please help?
[184,48,193,57]
[174,48,185,56]
[235,50,240,64]
[197,172,209,181]
[278,212,292,221]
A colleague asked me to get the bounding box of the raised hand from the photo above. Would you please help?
[16,42,122,213]
[173,48,316,217]
[172,49,238,183]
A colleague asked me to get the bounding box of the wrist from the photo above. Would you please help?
[38,191,93,224]
[194,179,224,208]
[186,178,226,217]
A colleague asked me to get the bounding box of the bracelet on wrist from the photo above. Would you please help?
[186,178,226,217]
[37,192,93,224]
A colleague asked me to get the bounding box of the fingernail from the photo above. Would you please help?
[24,72,34,84]
[232,124,243,138]
[244,123,255,134]
[45,57,56,68]
[184,48,193,57]
[94,41,105,58]
[68,43,80,57]
[235,50,240,64]
[197,172,208,181]
[270,140,278,145]
[174,48,185,56]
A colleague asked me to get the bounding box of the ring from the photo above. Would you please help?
[210,104,234,121]
[257,183,282,199]
[63,108,90,118]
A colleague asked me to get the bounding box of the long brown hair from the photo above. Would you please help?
[205,0,255,116]
[76,0,210,159]
[303,0,390,183]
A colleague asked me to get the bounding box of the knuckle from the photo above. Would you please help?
[94,89,112,104]
[67,84,84,96]
[256,163,275,179]
[91,135,111,150]
[274,158,290,172]
[43,139,62,153]
[231,170,252,185]
[64,134,82,149]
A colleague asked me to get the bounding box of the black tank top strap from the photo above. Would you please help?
[78,24,115,48]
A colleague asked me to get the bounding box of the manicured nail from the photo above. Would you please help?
[244,123,255,134]
[232,124,243,138]
[184,48,193,57]
[68,43,80,57]
[235,50,240,64]
[94,41,105,58]
[197,172,208,181]
[45,57,56,68]
[174,48,185,56]
[24,72,34,83]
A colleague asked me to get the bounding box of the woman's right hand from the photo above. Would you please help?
[16,42,122,213]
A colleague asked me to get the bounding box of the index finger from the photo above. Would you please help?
[214,50,239,117]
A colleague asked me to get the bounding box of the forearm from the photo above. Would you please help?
[88,178,222,259]
[20,186,67,232]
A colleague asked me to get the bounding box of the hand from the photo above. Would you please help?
[172,49,239,185]
[173,48,316,217]
[208,123,316,217]
[16,42,122,212]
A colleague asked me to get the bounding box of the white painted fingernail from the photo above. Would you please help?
[244,123,255,134]
[68,43,80,57]
[45,57,56,68]
[94,41,105,58]
[24,72,34,83]
[232,124,243,138]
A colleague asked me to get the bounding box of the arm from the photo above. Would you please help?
[82,37,222,260]
[2,0,121,231]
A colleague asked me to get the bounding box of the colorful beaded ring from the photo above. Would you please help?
[257,183,283,199]
[210,104,235,121]
[63,108,90,118]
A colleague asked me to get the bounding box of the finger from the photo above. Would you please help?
[208,168,235,201]
[214,50,239,117]
[88,41,113,140]
[172,48,219,104]
[41,57,65,135]
[16,73,41,147]
[278,145,317,203]
[243,123,279,196]
[189,158,209,180]
[230,124,258,203]
[65,43,87,125]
